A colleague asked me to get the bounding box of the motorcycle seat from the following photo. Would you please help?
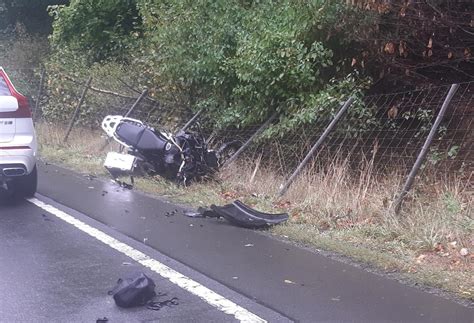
[116,122,168,151]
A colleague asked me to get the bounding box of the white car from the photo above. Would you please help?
[0,67,37,197]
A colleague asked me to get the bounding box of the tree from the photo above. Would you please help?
[348,0,474,91]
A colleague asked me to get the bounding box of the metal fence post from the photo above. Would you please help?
[393,84,460,214]
[223,112,278,167]
[63,76,92,143]
[278,97,354,197]
[33,68,45,122]
[124,89,148,118]
[180,109,203,132]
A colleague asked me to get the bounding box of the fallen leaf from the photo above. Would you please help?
[464,48,471,60]
[399,7,406,17]
[384,42,395,54]
[416,254,426,264]
[427,37,433,49]
[387,106,398,119]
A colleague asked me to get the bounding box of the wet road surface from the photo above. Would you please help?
[0,197,284,322]
[0,160,472,322]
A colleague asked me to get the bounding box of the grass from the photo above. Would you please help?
[36,122,473,303]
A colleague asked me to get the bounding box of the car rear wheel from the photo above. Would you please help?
[10,165,37,198]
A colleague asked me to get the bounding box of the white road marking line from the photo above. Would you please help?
[28,197,266,323]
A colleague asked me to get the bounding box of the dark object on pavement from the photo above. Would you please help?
[108,272,156,308]
[210,200,289,229]
[96,317,108,323]
[198,207,220,218]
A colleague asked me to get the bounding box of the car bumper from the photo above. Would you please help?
[0,149,36,176]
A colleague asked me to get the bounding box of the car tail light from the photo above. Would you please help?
[11,93,31,118]
[0,68,32,118]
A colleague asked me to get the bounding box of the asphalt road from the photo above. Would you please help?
[0,160,472,322]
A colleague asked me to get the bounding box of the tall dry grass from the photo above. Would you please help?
[220,153,472,253]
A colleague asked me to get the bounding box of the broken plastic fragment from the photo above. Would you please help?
[210,200,289,229]
[184,211,203,218]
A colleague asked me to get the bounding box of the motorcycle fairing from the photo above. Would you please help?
[210,200,289,229]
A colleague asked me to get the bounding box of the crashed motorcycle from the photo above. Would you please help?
[101,115,240,186]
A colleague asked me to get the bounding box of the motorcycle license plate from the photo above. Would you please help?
[104,152,136,172]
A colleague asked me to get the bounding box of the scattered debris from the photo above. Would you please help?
[284,279,296,284]
[42,214,53,222]
[147,297,179,311]
[460,248,469,256]
[165,209,179,217]
[183,211,203,218]
[96,317,108,323]
[244,244,254,247]
[84,174,97,181]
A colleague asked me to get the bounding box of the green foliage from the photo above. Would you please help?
[49,0,141,62]
[134,0,373,132]
[46,0,376,134]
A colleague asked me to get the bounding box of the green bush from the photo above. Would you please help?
[45,0,375,133]
[135,0,374,131]
[49,0,142,62]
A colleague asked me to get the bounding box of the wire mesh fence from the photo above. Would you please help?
[4,67,473,198]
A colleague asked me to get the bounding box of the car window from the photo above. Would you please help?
[0,77,11,96]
